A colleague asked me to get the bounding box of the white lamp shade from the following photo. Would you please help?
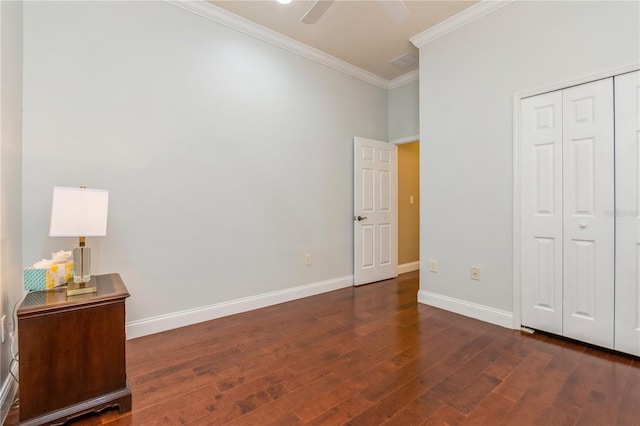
[49,186,109,237]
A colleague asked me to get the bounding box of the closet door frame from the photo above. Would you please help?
[512,63,639,332]
[614,70,640,356]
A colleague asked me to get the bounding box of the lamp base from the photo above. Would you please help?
[73,243,92,284]
[67,281,97,296]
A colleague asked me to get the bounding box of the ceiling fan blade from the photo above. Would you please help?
[378,0,411,24]
[301,0,335,24]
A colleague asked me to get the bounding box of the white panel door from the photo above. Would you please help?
[521,91,564,335]
[354,137,397,286]
[615,70,640,356]
[562,78,615,348]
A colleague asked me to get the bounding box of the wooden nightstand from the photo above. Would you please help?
[17,273,131,425]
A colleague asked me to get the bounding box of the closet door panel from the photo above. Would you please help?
[521,91,563,334]
[562,78,615,348]
[615,70,640,356]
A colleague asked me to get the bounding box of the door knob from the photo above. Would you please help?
[356,215,368,221]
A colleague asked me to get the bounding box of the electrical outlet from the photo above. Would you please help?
[429,259,438,273]
[305,254,312,266]
[471,266,480,281]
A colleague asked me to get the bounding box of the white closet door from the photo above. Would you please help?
[615,70,640,356]
[562,78,615,348]
[521,91,564,334]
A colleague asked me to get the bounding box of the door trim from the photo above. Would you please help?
[512,63,640,330]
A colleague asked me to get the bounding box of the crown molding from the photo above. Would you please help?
[389,69,419,89]
[165,0,391,90]
[410,0,516,48]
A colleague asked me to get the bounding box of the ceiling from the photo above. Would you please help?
[208,1,479,81]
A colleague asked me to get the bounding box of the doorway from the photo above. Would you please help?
[353,137,420,286]
[397,141,420,274]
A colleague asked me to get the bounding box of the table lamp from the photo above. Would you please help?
[49,186,109,296]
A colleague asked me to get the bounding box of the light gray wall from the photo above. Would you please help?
[418,1,639,312]
[22,1,388,323]
[0,0,23,419]
[388,79,419,142]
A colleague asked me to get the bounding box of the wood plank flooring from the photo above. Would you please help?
[5,271,639,425]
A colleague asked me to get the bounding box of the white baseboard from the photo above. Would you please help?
[417,290,514,329]
[397,261,420,274]
[126,275,354,339]
[0,372,17,425]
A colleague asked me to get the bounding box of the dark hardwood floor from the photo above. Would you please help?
[6,271,639,425]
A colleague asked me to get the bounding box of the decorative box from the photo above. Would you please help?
[24,262,74,291]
